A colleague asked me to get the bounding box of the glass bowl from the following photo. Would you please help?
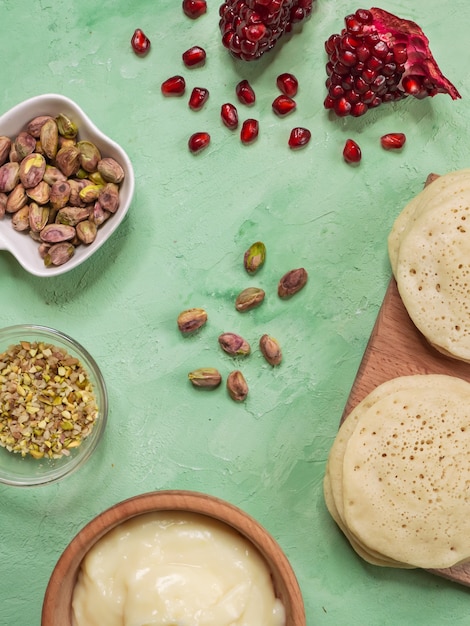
[42,490,305,626]
[0,324,108,486]
[0,93,135,277]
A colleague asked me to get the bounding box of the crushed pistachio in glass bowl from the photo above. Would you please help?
[0,324,107,486]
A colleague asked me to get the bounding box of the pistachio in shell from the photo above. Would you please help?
[226,370,248,402]
[18,153,46,189]
[77,140,101,173]
[97,157,125,184]
[0,161,20,193]
[243,241,266,274]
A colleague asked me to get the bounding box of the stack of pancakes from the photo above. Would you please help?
[324,170,470,569]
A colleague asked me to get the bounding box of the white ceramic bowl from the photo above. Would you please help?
[0,324,108,486]
[42,490,306,625]
[0,94,134,277]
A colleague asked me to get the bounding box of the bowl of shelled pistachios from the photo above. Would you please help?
[0,324,108,486]
[0,94,134,277]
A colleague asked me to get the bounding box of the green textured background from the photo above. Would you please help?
[1,1,470,624]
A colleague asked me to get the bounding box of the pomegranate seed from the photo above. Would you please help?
[288,127,311,150]
[380,132,406,150]
[276,73,298,97]
[220,103,239,129]
[131,29,151,56]
[182,46,206,68]
[343,139,361,164]
[188,132,210,153]
[235,80,256,105]
[189,87,209,111]
[240,119,259,144]
[272,95,296,117]
[161,75,186,97]
[182,0,207,19]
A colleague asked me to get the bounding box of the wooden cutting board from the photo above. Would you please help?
[341,277,470,586]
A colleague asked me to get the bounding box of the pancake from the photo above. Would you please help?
[341,374,470,569]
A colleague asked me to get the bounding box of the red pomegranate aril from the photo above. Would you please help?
[272,95,296,117]
[161,75,186,96]
[189,87,209,111]
[276,73,298,97]
[380,132,406,150]
[240,119,259,144]
[288,127,311,150]
[182,46,206,67]
[324,7,460,118]
[221,103,239,129]
[236,80,256,105]
[188,132,210,153]
[343,138,361,164]
[131,29,151,56]
[183,0,207,19]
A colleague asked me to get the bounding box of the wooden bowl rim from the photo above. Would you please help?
[41,489,306,625]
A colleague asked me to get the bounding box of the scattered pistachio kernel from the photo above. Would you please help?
[218,333,251,356]
[278,268,308,298]
[243,241,266,274]
[226,370,248,402]
[177,308,208,334]
[259,334,282,366]
[235,287,265,312]
[188,367,222,389]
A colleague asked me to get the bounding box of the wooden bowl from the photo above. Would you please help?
[42,490,306,625]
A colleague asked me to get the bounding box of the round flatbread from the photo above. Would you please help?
[341,374,470,569]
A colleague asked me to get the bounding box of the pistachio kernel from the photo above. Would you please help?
[235,287,265,312]
[188,367,222,389]
[226,370,248,402]
[278,268,308,298]
[177,308,208,334]
[218,332,251,356]
[243,240,266,274]
[259,334,282,366]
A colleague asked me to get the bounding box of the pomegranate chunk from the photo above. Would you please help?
[221,103,239,129]
[183,0,207,19]
[182,46,206,67]
[380,132,406,150]
[161,75,186,97]
[324,8,460,118]
[188,132,210,153]
[240,119,259,144]
[219,0,315,61]
[343,139,361,164]
[189,87,209,111]
[288,127,311,150]
[276,73,299,97]
[236,80,256,106]
[272,95,296,117]
[131,29,151,56]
